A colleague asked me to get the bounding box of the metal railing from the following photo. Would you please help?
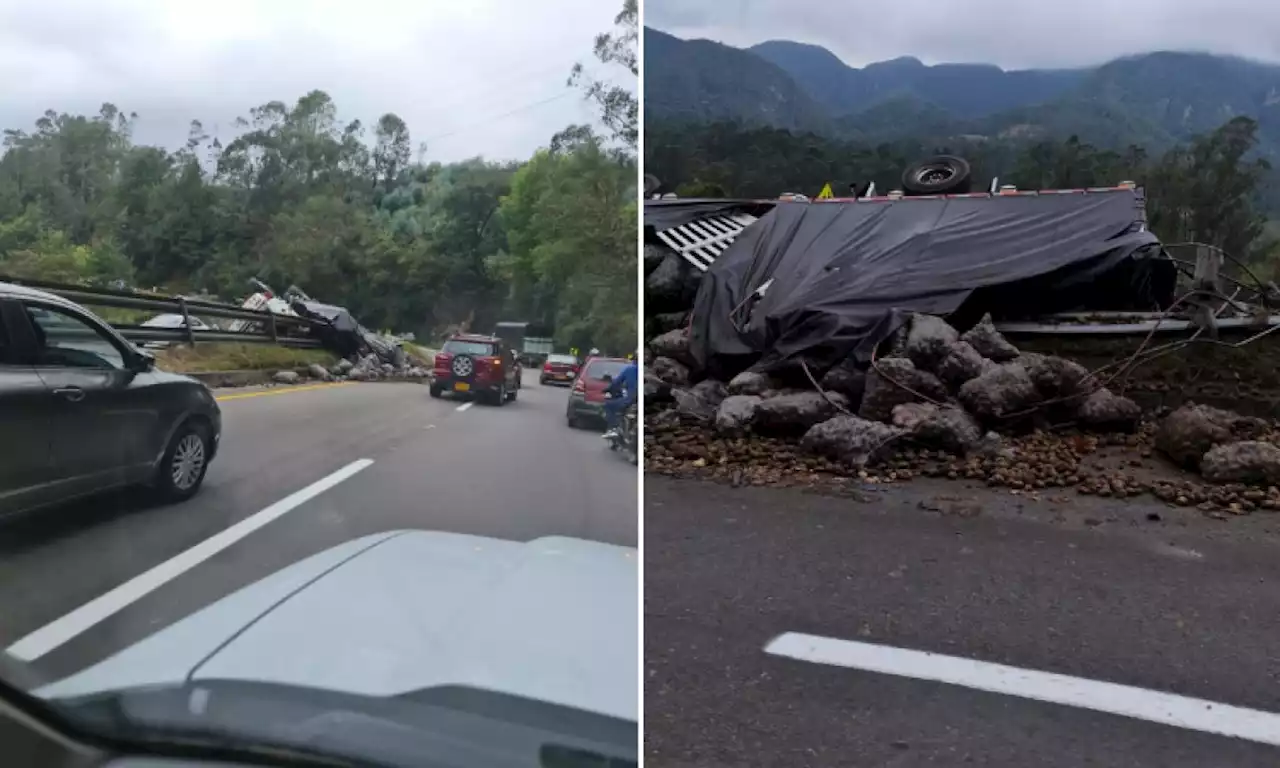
[0,275,327,349]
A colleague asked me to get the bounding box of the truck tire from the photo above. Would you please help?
[901,155,972,196]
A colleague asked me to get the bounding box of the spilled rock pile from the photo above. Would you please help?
[268,353,430,386]
[645,312,1280,516]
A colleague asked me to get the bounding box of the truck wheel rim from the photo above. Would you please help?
[172,433,206,490]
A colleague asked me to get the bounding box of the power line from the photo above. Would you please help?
[418,59,584,117]
[421,89,583,144]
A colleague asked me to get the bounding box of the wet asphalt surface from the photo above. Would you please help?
[0,371,636,683]
[645,475,1280,767]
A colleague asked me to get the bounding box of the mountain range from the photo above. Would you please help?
[644,27,1280,155]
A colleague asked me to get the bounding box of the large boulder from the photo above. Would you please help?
[727,370,777,396]
[1076,388,1141,433]
[958,363,1039,421]
[935,341,994,392]
[715,395,762,434]
[1201,441,1280,486]
[753,391,849,436]
[858,358,948,424]
[819,359,867,407]
[647,312,688,337]
[671,388,717,421]
[1155,404,1269,469]
[648,327,696,369]
[644,373,673,404]
[905,314,960,373]
[307,363,333,381]
[889,402,981,454]
[1020,353,1097,400]
[650,356,690,387]
[891,403,938,431]
[643,243,669,275]
[645,251,701,313]
[801,415,905,469]
[690,379,728,408]
[272,370,301,385]
[960,313,1020,362]
[669,379,728,422]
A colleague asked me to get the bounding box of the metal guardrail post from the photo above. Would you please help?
[268,313,278,343]
[177,296,195,346]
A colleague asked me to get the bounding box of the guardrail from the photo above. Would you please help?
[0,275,326,349]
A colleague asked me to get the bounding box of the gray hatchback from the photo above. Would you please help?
[0,282,222,517]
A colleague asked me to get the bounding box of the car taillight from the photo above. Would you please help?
[435,353,451,367]
[543,363,553,372]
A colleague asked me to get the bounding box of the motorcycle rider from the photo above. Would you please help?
[602,354,638,441]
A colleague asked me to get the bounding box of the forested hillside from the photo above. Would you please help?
[646,27,1280,160]
[0,1,637,354]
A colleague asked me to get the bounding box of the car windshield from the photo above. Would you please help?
[0,1,639,763]
[442,339,496,356]
[547,354,578,365]
[585,360,628,380]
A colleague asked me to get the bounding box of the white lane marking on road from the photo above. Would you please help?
[6,459,375,662]
[765,632,1280,747]
[456,401,474,412]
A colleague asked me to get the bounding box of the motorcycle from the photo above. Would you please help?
[604,392,638,465]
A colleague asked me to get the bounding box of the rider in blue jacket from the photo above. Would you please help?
[602,356,639,440]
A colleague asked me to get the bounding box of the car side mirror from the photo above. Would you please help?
[129,348,156,372]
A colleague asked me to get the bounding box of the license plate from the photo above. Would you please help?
[454,382,470,392]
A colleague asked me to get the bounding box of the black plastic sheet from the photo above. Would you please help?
[643,198,772,232]
[690,190,1171,378]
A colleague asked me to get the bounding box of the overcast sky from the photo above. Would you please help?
[645,0,1280,70]
[0,0,632,163]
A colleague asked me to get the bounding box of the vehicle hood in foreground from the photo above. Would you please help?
[38,531,638,723]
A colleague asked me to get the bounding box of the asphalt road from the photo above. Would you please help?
[0,370,636,683]
[645,476,1280,767]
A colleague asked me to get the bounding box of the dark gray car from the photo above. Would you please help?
[0,282,222,517]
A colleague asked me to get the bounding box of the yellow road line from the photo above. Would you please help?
[215,381,353,402]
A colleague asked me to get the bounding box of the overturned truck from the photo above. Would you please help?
[646,174,1278,388]
[645,170,1280,488]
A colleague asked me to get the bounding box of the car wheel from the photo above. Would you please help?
[494,383,507,406]
[567,412,580,429]
[507,385,518,402]
[153,419,212,502]
[429,385,442,398]
[540,377,548,385]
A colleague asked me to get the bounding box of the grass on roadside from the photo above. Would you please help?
[404,343,437,367]
[154,343,338,373]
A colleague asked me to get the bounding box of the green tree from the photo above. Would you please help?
[500,130,635,353]
[570,0,637,150]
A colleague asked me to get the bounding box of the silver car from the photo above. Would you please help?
[3,530,639,767]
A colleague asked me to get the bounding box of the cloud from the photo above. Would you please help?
[0,0,635,162]
[644,0,1280,69]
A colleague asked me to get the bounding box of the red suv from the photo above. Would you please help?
[540,353,580,386]
[430,334,521,405]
